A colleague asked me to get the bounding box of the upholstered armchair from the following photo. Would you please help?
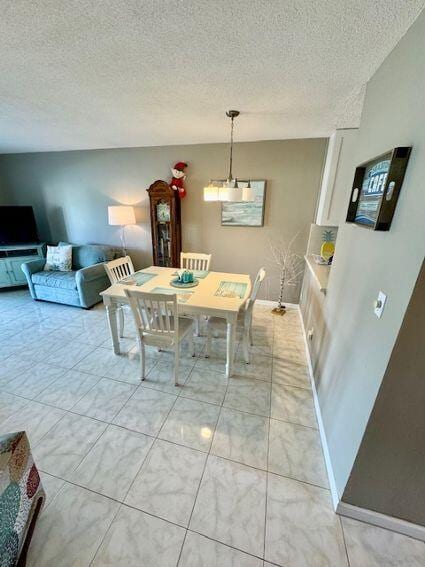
[21,243,116,308]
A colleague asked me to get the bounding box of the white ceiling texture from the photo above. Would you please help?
[0,0,424,153]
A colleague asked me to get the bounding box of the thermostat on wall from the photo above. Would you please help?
[374,291,387,318]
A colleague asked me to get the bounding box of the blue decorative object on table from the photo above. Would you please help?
[170,278,199,289]
[175,269,194,283]
[170,270,199,289]
[172,269,209,279]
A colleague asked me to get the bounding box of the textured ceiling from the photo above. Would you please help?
[0,0,424,153]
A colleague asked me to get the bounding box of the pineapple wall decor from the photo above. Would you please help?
[320,230,335,262]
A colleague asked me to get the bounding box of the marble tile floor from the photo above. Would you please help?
[0,289,424,566]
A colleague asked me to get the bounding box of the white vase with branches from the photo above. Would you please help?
[269,233,305,314]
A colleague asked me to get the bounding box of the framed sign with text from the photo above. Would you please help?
[346,147,412,231]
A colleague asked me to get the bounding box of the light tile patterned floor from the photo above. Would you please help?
[0,289,424,566]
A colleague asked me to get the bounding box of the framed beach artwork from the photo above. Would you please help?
[220,180,267,227]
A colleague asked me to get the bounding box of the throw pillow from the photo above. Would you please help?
[44,245,72,272]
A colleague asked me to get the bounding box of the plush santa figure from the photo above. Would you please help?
[170,162,188,198]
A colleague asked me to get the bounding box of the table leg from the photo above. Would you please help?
[226,313,237,379]
[106,302,121,355]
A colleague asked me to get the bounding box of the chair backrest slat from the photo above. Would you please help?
[180,252,211,272]
[165,308,171,333]
[105,256,135,284]
[125,289,178,340]
[251,267,266,303]
[243,267,266,326]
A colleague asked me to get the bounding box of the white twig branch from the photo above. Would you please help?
[268,232,305,307]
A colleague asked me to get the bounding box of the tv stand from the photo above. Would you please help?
[0,243,45,288]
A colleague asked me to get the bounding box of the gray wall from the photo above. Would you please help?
[315,9,425,507]
[0,138,326,302]
[343,261,425,525]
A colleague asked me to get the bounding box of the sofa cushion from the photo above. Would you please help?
[44,244,72,272]
[31,270,77,290]
[59,242,115,270]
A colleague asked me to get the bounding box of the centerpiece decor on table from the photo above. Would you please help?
[170,269,199,288]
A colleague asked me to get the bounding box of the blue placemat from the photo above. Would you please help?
[214,281,248,299]
[118,271,157,286]
[150,287,194,304]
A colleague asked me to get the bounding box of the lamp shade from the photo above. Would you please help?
[242,185,255,202]
[226,186,243,202]
[108,206,136,226]
[218,185,230,201]
[203,183,219,201]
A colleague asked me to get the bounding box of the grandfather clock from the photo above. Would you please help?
[147,180,181,268]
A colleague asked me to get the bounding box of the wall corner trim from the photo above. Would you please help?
[336,502,425,542]
[298,306,425,542]
[298,306,341,510]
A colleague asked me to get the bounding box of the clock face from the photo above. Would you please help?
[157,201,170,222]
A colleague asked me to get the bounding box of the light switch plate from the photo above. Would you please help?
[374,291,387,318]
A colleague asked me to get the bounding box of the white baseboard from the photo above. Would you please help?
[298,306,425,542]
[256,299,298,309]
[297,307,340,510]
[337,502,425,542]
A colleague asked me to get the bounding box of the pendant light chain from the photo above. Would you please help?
[226,110,239,183]
[203,109,254,202]
[228,113,234,181]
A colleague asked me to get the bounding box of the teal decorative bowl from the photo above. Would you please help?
[170,278,199,289]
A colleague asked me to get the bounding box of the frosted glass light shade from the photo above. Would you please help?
[218,185,230,201]
[227,186,243,202]
[108,206,136,226]
[204,179,247,202]
[242,186,255,202]
[203,183,219,201]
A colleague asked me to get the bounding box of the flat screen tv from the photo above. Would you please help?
[0,206,39,245]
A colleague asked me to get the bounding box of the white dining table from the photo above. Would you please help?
[100,266,252,378]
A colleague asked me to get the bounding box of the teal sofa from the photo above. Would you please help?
[21,243,116,308]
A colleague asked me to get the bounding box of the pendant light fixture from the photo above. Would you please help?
[242,180,254,202]
[203,110,255,202]
[203,182,219,201]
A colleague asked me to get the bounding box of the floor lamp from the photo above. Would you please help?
[108,206,136,256]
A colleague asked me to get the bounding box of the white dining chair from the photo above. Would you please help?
[124,289,195,385]
[180,252,212,336]
[205,267,266,364]
[104,256,135,338]
[180,252,211,272]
